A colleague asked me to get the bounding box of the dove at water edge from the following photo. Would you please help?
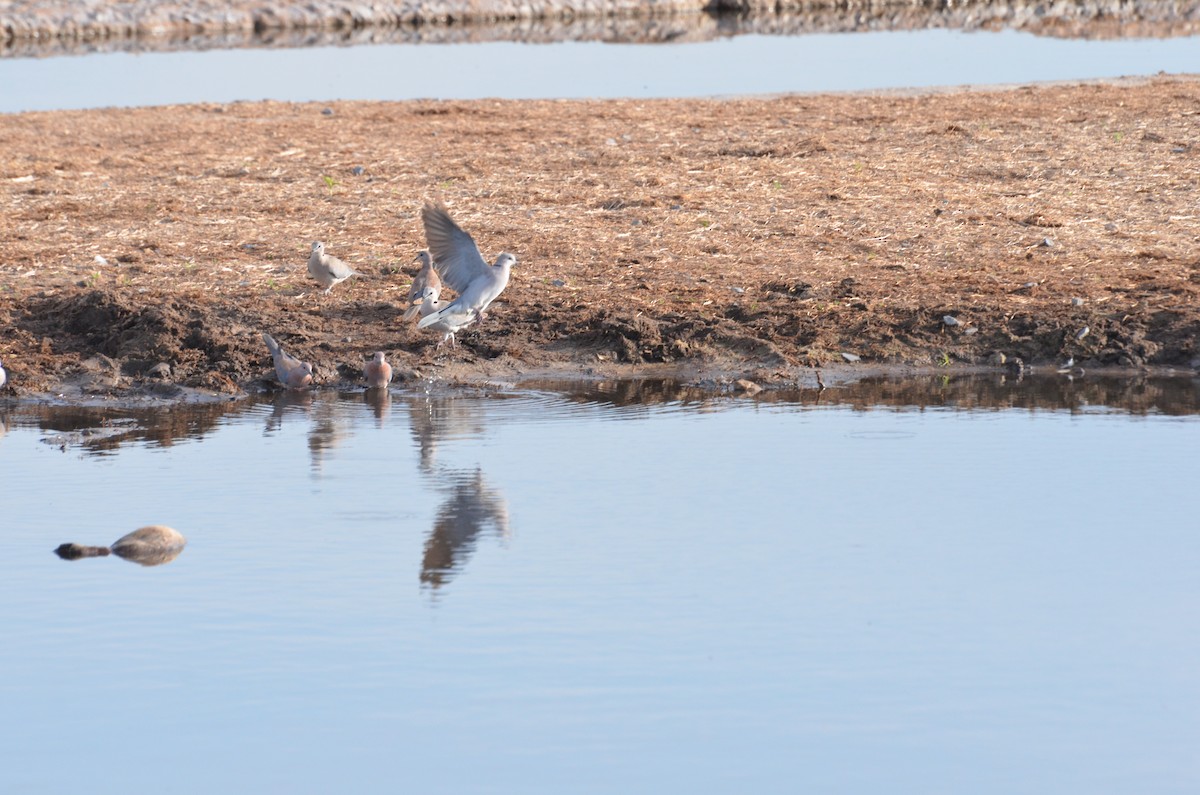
[402,250,443,321]
[262,332,314,390]
[415,286,475,349]
[364,351,393,389]
[417,202,515,332]
[308,241,359,294]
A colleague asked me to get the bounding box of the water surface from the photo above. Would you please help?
[3,29,1199,113]
[1,375,1198,792]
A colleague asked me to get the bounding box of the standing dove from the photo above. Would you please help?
[417,203,515,332]
[403,250,443,321]
[364,351,393,389]
[308,241,359,294]
[263,332,314,389]
[415,285,474,348]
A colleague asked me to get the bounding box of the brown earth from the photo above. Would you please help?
[1,75,1199,400]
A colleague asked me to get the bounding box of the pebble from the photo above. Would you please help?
[1075,326,1090,341]
[321,107,334,115]
[1071,297,1085,306]
[840,352,861,363]
[735,379,762,395]
[942,315,960,327]
[351,166,365,176]
[148,362,172,379]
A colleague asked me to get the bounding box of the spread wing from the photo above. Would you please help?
[421,203,490,293]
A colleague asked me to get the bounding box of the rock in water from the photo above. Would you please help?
[55,525,187,567]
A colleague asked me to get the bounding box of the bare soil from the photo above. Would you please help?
[1,76,1198,400]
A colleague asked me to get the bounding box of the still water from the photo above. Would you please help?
[2,29,1200,113]
[2,376,1199,792]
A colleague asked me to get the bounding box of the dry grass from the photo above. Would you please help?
[1,76,1198,394]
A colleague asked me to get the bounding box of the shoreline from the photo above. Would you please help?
[3,1,1199,58]
[1,77,1198,404]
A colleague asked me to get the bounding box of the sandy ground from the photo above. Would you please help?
[0,75,1198,399]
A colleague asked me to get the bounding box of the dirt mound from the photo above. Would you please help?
[18,290,264,391]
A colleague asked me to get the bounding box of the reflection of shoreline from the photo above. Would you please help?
[421,469,510,590]
[2,4,1195,58]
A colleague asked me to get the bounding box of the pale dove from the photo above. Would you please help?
[308,241,359,294]
[0,358,6,389]
[402,250,443,321]
[415,285,475,348]
[263,332,314,389]
[417,203,515,332]
[55,525,187,567]
[363,351,393,389]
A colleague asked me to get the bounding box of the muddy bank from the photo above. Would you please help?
[1,77,1199,400]
[2,0,1198,57]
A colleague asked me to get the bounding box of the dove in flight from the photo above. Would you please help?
[364,351,393,389]
[417,203,514,332]
[403,250,443,321]
[263,332,314,389]
[308,241,359,294]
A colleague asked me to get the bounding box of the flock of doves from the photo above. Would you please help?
[263,201,516,392]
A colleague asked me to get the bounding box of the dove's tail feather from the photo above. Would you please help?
[416,307,446,329]
[262,332,282,357]
[418,304,473,329]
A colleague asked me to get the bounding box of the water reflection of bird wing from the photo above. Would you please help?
[421,469,510,589]
[406,396,487,472]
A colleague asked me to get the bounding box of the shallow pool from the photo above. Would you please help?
[3,28,1199,113]
[1,375,1198,792]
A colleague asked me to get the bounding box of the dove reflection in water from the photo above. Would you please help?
[363,387,391,426]
[263,390,314,436]
[406,394,487,473]
[421,469,510,590]
[307,399,354,476]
